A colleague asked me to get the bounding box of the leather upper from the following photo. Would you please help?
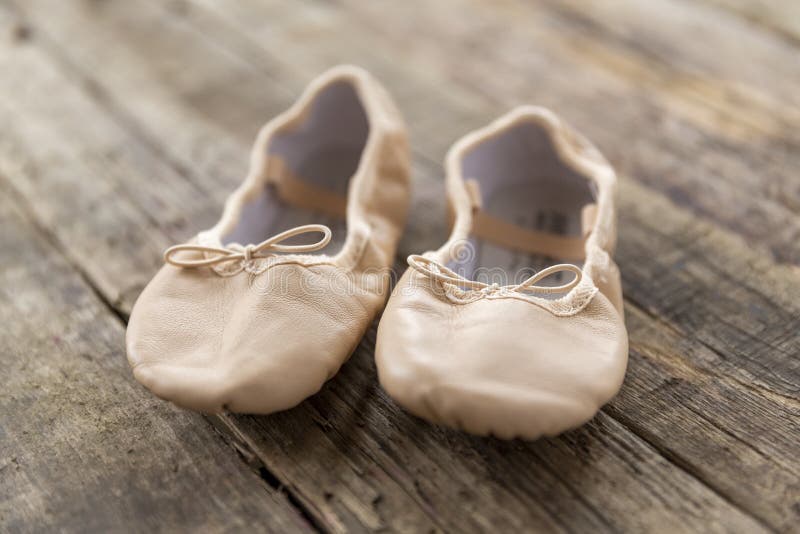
[127,66,410,414]
[376,107,628,439]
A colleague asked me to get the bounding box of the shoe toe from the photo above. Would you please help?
[377,280,628,439]
[127,263,378,414]
[132,362,229,413]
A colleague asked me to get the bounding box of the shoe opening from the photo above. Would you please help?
[450,118,596,291]
[223,78,370,253]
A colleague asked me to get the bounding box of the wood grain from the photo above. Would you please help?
[0,0,797,532]
[0,186,311,532]
[704,0,800,44]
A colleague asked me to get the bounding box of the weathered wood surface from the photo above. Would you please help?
[0,174,312,531]
[0,0,797,532]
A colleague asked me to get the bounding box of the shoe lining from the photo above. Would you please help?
[223,80,369,253]
[448,122,595,292]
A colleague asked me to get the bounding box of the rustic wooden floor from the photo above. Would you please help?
[1,1,798,532]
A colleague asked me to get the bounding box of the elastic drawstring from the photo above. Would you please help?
[164,224,332,269]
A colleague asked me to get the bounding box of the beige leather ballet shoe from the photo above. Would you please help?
[376,107,627,440]
[127,65,410,414]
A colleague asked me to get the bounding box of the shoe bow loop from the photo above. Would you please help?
[164,224,332,271]
[407,254,583,298]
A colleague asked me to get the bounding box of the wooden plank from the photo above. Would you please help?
[3,0,796,531]
[703,0,800,44]
[541,0,800,111]
[0,191,311,531]
[0,9,230,315]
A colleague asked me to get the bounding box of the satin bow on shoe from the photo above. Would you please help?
[406,254,583,297]
[164,224,333,270]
